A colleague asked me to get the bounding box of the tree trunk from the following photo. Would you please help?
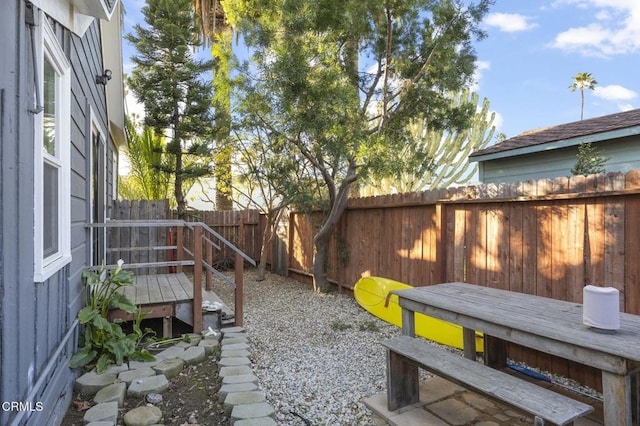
[256,209,281,281]
[313,238,330,292]
[312,175,354,292]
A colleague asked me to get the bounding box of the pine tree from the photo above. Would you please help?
[571,142,608,176]
[126,0,214,217]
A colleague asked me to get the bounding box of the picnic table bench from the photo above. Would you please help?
[383,335,592,425]
[386,282,640,425]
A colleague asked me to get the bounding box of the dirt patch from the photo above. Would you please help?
[60,349,229,426]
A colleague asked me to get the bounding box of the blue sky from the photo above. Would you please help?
[121,0,640,141]
[472,0,640,139]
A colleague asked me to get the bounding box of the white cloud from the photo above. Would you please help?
[593,84,637,100]
[618,103,635,111]
[549,1,640,56]
[484,13,537,32]
[469,60,490,92]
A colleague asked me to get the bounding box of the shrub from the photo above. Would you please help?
[69,261,155,373]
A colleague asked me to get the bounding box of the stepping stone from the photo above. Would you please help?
[222,326,245,334]
[219,365,253,378]
[153,358,185,379]
[222,332,247,339]
[123,405,163,426]
[218,357,251,370]
[220,349,251,358]
[234,418,277,426]
[198,339,220,354]
[127,375,169,397]
[222,374,259,385]
[86,422,115,426]
[83,401,118,424]
[230,402,276,422]
[155,345,185,360]
[221,336,248,345]
[75,371,117,395]
[118,367,156,384]
[224,391,266,415]
[218,382,259,403]
[179,346,206,365]
[222,342,250,351]
[93,382,127,406]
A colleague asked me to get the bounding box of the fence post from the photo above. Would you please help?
[193,225,203,332]
[234,214,245,326]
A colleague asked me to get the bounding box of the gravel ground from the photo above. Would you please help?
[215,269,401,425]
[213,269,602,425]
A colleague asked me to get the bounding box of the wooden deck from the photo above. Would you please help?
[109,272,231,337]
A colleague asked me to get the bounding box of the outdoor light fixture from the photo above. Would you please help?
[95,69,112,85]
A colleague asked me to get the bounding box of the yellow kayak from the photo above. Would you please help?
[354,276,483,352]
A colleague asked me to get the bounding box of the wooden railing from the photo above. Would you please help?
[87,220,256,330]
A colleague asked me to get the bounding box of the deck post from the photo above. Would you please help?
[235,253,244,327]
[205,239,213,291]
[176,225,184,273]
[193,225,203,332]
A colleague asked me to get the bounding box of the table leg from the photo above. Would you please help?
[602,371,633,425]
[462,327,476,360]
[484,335,507,368]
[401,308,416,337]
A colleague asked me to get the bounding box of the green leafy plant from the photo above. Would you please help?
[571,142,609,176]
[358,320,380,332]
[69,260,155,373]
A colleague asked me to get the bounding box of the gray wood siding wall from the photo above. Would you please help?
[1,2,113,424]
[479,135,640,184]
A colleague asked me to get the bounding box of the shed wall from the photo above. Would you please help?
[479,135,640,183]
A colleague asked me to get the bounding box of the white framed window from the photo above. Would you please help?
[34,15,72,282]
[89,109,107,267]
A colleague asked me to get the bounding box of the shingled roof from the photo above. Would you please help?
[470,108,640,159]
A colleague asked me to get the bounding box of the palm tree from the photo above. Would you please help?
[192,0,234,210]
[569,72,597,120]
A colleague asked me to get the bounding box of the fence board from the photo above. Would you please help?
[284,169,640,392]
[508,202,523,294]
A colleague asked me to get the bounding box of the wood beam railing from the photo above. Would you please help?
[86,219,256,330]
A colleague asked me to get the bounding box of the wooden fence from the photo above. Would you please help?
[110,201,264,272]
[287,169,640,390]
[173,209,264,268]
[109,200,171,273]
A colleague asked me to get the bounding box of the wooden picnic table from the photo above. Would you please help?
[392,282,640,426]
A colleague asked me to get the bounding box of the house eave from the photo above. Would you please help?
[30,0,119,36]
[470,125,640,163]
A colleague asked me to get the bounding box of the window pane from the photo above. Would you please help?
[43,161,59,258]
[43,57,56,156]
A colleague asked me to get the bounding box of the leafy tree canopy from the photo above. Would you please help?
[224,0,493,289]
[126,0,215,216]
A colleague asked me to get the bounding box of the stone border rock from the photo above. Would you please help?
[218,326,276,424]
[74,327,276,425]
